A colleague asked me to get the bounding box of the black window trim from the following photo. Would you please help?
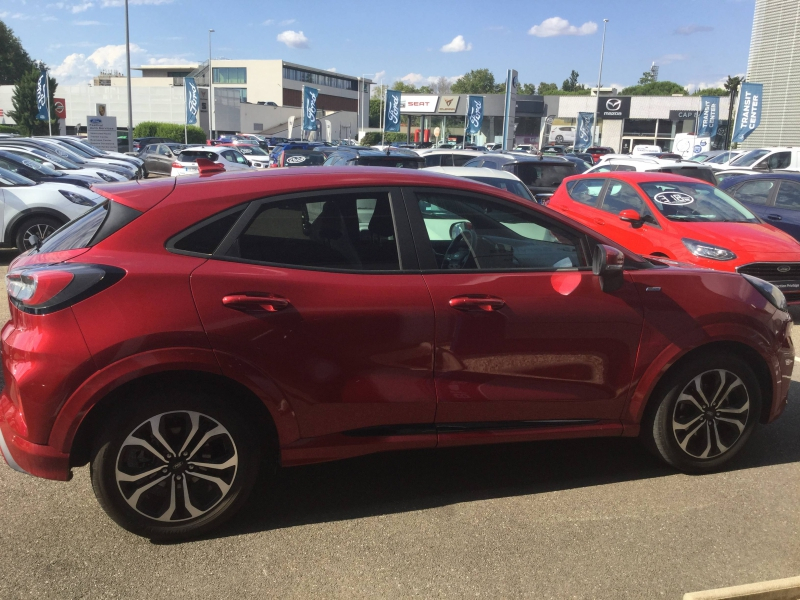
[167,186,417,274]
[402,185,595,273]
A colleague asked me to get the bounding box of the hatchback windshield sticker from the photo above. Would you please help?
[286,155,307,164]
[22,159,38,169]
[653,192,695,205]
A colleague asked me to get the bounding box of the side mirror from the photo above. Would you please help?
[592,244,625,292]
[449,221,471,240]
[753,161,769,171]
[619,209,645,229]
[43,161,57,170]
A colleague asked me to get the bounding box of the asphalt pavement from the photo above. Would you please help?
[0,250,798,599]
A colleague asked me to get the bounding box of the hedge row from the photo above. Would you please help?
[0,125,20,135]
[359,132,409,146]
[133,121,207,144]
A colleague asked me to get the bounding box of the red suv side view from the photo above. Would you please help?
[0,168,793,540]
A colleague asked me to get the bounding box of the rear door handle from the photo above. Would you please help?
[767,214,783,221]
[222,294,290,312]
[594,218,605,226]
[449,295,505,312]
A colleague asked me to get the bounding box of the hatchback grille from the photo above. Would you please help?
[737,263,800,299]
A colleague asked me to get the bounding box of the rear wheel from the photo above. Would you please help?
[15,215,62,251]
[555,135,564,143]
[643,353,761,473]
[91,390,262,540]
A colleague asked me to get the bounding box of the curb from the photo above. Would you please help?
[684,575,800,600]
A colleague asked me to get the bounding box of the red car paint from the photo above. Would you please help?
[0,168,793,481]
[547,172,800,303]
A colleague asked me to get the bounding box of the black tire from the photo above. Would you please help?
[14,215,63,251]
[142,166,149,179]
[90,389,263,541]
[642,353,762,473]
[555,135,564,143]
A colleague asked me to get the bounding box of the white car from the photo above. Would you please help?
[235,145,271,169]
[54,137,144,172]
[423,166,537,202]
[485,143,502,151]
[586,156,718,184]
[418,149,486,167]
[631,145,662,156]
[43,138,139,177]
[0,167,104,250]
[548,126,575,144]
[716,147,800,173]
[0,146,126,182]
[170,146,255,177]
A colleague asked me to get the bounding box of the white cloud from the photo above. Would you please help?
[401,73,424,85]
[441,35,472,53]
[401,73,461,87]
[373,70,386,82]
[51,43,144,84]
[326,67,337,72]
[655,53,690,65]
[528,17,597,37]
[100,0,172,6]
[0,11,32,19]
[43,14,58,20]
[262,19,274,25]
[684,75,742,94]
[74,19,101,25]
[71,2,93,12]
[279,18,295,25]
[276,30,309,49]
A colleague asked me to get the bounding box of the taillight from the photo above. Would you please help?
[172,162,183,169]
[6,264,125,315]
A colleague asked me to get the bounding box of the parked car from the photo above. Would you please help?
[0,166,102,249]
[129,137,173,153]
[273,149,327,168]
[0,167,792,542]
[420,150,486,167]
[548,126,576,144]
[462,153,576,202]
[718,173,800,241]
[139,143,186,176]
[52,137,145,177]
[0,146,126,182]
[542,145,567,155]
[236,145,271,168]
[0,150,100,189]
[689,150,742,165]
[512,144,537,154]
[485,142,502,151]
[0,138,136,180]
[559,154,591,174]
[422,166,537,202]
[42,138,140,178]
[569,152,595,165]
[586,146,616,163]
[323,147,424,168]
[268,142,325,167]
[547,171,800,302]
[171,147,255,177]
[719,147,800,173]
[587,156,718,185]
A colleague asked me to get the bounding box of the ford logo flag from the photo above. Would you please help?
[36,68,49,121]
[732,82,763,144]
[302,86,318,131]
[697,96,720,138]
[575,112,594,152]
[184,77,199,126]
[465,95,484,136]
[384,90,401,133]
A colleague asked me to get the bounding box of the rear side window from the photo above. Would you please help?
[356,157,420,169]
[224,192,400,271]
[424,155,441,167]
[452,155,472,167]
[566,179,605,207]
[515,163,575,187]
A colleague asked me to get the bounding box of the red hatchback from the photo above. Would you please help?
[0,168,794,540]
[547,172,800,303]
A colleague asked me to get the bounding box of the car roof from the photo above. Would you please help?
[179,146,226,154]
[417,149,486,156]
[717,172,800,187]
[566,171,714,185]
[482,153,571,165]
[423,166,522,180]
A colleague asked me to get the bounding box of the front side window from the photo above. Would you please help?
[600,181,656,220]
[231,151,248,165]
[416,192,585,271]
[224,192,400,271]
[732,180,774,205]
[776,181,800,210]
[567,178,605,207]
[730,149,769,167]
[639,181,758,223]
[424,155,441,167]
[768,152,792,170]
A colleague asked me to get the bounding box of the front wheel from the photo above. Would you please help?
[91,390,262,540]
[642,353,762,473]
[15,215,62,251]
[555,135,564,143]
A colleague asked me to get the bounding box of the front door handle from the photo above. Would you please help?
[767,214,783,221]
[222,294,290,312]
[449,295,505,312]
[594,218,605,226]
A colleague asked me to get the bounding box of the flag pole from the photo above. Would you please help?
[45,68,52,136]
[184,80,188,144]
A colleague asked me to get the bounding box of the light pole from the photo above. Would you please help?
[592,19,609,147]
[208,29,215,140]
[124,0,133,152]
[360,73,376,135]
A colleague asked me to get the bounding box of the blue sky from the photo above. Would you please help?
[2,0,755,92]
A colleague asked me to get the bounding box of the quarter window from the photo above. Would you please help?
[224,193,400,271]
[415,193,585,271]
[775,181,800,210]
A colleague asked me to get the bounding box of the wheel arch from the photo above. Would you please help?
[5,207,69,243]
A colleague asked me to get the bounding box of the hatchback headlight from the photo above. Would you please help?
[682,238,736,261]
[742,274,788,312]
[58,190,96,206]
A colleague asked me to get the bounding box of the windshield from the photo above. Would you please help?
[178,151,219,163]
[639,181,759,223]
[0,166,35,186]
[64,139,104,156]
[465,176,536,201]
[39,141,88,164]
[706,153,734,164]
[357,157,421,168]
[23,148,80,169]
[730,149,769,167]
[514,163,575,187]
[239,146,268,155]
[52,140,93,158]
[0,154,61,176]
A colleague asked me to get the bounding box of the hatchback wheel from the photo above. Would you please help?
[91,390,261,540]
[15,216,61,251]
[643,353,761,473]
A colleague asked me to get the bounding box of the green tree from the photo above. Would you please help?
[691,87,727,96]
[638,70,656,85]
[0,20,33,85]
[537,82,559,95]
[724,75,742,96]
[8,65,58,136]
[620,80,687,96]
[518,83,536,95]
[562,70,581,92]
[451,68,497,94]
[418,85,433,93]
[391,81,419,93]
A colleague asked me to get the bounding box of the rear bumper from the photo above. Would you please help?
[0,395,70,480]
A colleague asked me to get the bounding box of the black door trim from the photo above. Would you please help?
[343,419,600,437]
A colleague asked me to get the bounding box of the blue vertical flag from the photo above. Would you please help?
[36,68,49,121]
[465,95,484,135]
[384,90,401,132]
[575,112,594,151]
[732,83,764,144]
[302,86,318,131]
[697,96,720,137]
[184,77,199,125]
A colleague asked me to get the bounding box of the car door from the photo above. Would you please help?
[404,187,644,432]
[766,180,800,240]
[727,179,776,223]
[153,145,175,174]
[188,187,437,442]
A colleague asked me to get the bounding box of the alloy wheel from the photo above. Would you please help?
[22,223,56,249]
[672,369,750,459]
[115,411,238,522]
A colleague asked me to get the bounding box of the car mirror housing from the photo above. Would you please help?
[619,209,648,229]
[592,244,625,293]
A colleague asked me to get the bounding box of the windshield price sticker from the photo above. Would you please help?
[654,192,695,205]
[286,155,307,164]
